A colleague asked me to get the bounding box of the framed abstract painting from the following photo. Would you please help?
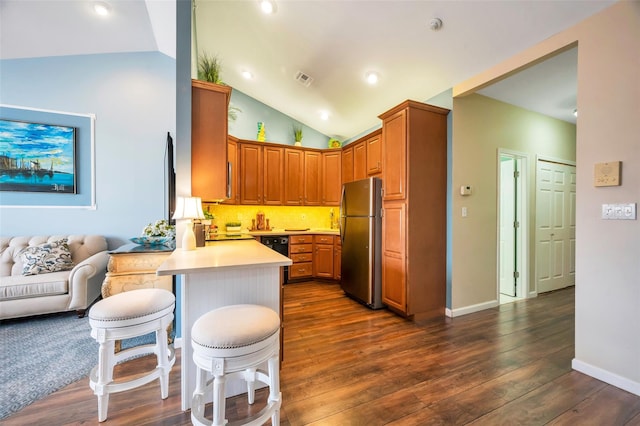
[0,119,76,194]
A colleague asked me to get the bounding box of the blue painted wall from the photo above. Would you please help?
[228,88,331,149]
[0,52,176,249]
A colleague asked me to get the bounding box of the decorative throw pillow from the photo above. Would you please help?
[20,239,75,276]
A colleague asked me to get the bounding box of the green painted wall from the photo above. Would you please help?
[450,94,576,311]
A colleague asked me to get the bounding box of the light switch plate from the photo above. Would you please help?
[602,203,637,220]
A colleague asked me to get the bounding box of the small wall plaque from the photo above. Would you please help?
[594,161,621,187]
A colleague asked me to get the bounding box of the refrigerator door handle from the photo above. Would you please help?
[339,184,346,245]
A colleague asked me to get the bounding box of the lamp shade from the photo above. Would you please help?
[172,196,205,221]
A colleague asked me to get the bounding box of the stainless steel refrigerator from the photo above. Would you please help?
[340,177,384,309]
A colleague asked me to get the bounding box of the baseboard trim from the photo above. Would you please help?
[446,300,499,318]
[572,358,640,396]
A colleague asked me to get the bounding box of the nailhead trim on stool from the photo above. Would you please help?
[89,288,176,422]
[191,304,281,426]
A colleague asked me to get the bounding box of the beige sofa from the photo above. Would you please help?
[0,235,109,320]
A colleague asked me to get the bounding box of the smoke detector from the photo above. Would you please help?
[429,18,443,31]
[295,71,313,87]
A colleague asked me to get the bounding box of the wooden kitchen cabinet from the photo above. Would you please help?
[322,150,341,206]
[239,143,262,205]
[366,131,382,176]
[284,148,304,205]
[303,151,322,206]
[223,136,239,204]
[238,142,283,205]
[263,145,284,205]
[289,235,313,280]
[191,79,232,202]
[341,145,354,184]
[353,140,367,181]
[379,100,449,319]
[313,235,334,279]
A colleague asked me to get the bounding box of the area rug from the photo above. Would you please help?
[0,312,156,420]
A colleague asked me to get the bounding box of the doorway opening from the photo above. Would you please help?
[498,150,529,304]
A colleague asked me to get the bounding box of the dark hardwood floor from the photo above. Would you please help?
[5,282,640,425]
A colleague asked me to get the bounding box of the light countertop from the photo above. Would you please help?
[156,239,292,276]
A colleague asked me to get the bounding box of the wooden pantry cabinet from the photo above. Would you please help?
[191,79,231,202]
[379,100,448,319]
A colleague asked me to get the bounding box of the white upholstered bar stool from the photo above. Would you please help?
[191,304,281,426]
[88,288,176,422]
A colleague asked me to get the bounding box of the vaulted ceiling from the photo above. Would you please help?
[1,0,616,139]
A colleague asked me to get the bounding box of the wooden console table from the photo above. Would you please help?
[102,243,174,297]
[102,243,175,351]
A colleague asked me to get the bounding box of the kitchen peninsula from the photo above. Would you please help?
[156,239,291,411]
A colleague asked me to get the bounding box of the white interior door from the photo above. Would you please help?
[535,160,576,293]
[498,151,527,300]
[499,156,516,296]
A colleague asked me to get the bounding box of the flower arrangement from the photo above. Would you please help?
[142,219,176,238]
[131,219,175,247]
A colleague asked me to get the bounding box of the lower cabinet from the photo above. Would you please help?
[313,235,334,279]
[289,235,313,280]
[287,234,341,282]
[334,237,341,280]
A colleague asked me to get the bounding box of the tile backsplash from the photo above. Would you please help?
[204,204,337,232]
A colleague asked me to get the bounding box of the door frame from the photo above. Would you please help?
[496,149,529,301]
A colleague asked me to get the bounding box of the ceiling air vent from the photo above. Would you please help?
[295,71,313,87]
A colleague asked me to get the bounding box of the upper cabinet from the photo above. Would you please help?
[239,142,283,205]
[366,131,382,176]
[303,150,322,206]
[341,146,354,184]
[341,129,382,187]
[284,148,304,205]
[353,140,367,181]
[191,80,232,202]
[321,150,341,206]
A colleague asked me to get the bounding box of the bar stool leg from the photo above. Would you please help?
[156,325,171,399]
[95,337,115,422]
[245,368,257,404]
[192,364,207,423]
[267,354,281,425]
[212,373,227,426]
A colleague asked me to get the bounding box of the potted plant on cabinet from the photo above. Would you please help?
[293,123,303,146]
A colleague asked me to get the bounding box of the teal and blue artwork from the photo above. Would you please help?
[0,119,76,193]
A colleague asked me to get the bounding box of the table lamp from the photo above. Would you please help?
[172,196,205,250]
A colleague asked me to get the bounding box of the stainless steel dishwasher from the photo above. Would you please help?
[261,236,289,283]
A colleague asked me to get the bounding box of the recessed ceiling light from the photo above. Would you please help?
[93,1,111,16]
[320,111,330,121]
[365,72,379,85]
[242,70,254,80]
[260,0,277,14]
